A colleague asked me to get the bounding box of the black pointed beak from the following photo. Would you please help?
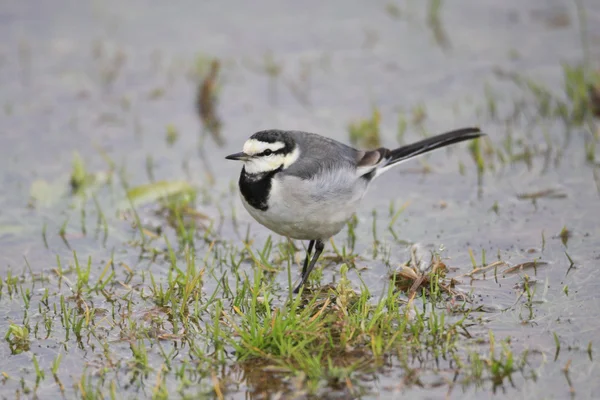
[225,152,249,161]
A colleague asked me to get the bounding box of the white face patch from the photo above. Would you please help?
[282,147,300,169]
[244,155,284,174]
[242,141,301,174]
[242,139,285,156]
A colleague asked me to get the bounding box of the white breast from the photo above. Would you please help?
[241,168,369,240]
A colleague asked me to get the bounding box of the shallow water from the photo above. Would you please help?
[1,0,600,398]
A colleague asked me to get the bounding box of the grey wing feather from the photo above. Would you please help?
[283,131,360,179]
[356,148,389,167]
[354,148,391,179]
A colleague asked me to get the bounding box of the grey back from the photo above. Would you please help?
[283,131,360,179]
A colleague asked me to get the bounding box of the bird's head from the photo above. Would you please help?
[225,130,300,174]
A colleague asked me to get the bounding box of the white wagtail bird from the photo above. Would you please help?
[226,127,484,293]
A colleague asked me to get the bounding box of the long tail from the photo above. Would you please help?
[388,127,483,165]
[358,127,484,179]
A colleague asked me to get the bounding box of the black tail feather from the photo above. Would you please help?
[388,127,484,165]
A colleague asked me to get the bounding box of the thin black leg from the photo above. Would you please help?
[301,240,315,278]
[293,239,324,293]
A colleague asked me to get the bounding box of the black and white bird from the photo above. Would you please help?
[226,127,484,293]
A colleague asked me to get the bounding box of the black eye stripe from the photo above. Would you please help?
[256,148,287,157]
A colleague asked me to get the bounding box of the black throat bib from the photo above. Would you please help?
[239,165,283,211]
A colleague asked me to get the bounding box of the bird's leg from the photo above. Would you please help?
[293,239,324,293]
[301,240,315,278]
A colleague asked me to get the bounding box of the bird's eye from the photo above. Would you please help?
[263,149,272,156]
